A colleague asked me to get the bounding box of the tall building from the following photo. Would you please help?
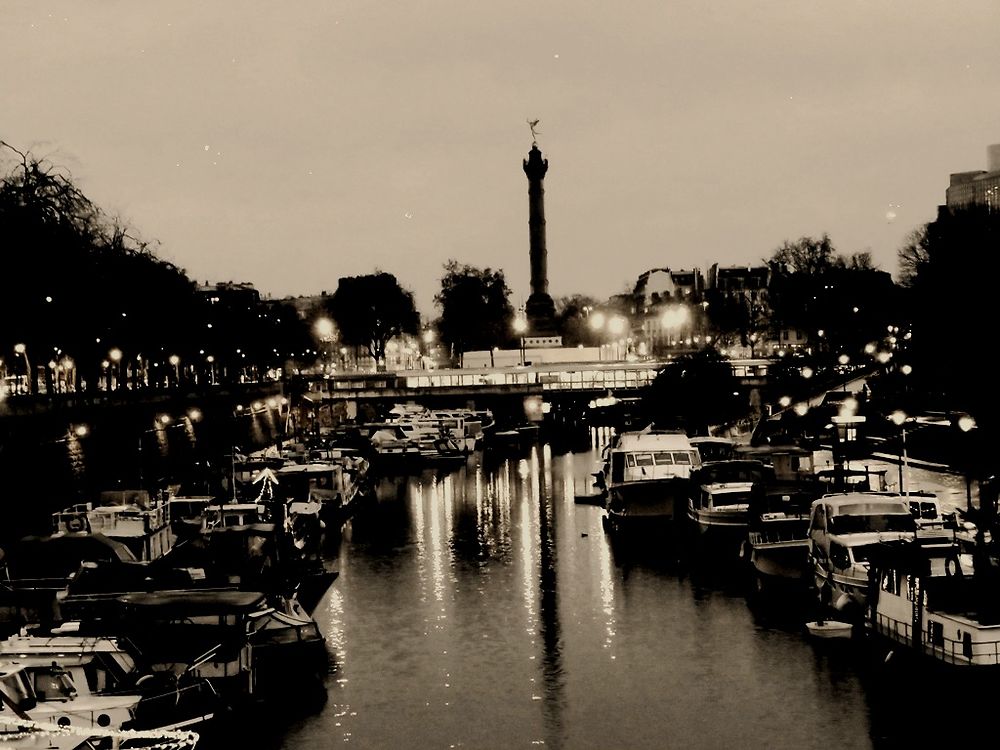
[945,143,1000,211]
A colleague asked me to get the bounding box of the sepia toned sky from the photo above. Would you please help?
[3,1,999,315]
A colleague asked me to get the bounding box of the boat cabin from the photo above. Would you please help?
[603,429,702,487]
[52,489,173,562]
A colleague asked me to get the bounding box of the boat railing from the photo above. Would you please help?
[873,612,1000,666]
[52,502,169,537]
[751,524,808,545]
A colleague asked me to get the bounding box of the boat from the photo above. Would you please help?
[597,426,702,537]
[0,532,139,635]
[805,619,854,639]
[690,436,737,463]
[113,589,327,705]
[52,489,174,563]
[388,407,483,454]
[276,457,369,523]
[866,532,1000,671]
[744,482,818,593]
[368,425,423,466]
[0,631,218,747]
[807,492,918,619]
[686,459,773,541]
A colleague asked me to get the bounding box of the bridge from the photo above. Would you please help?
[293,358,775,407]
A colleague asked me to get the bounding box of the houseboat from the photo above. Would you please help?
[867,536,1000,671]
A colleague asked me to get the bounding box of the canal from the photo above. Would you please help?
[225,439,980,750]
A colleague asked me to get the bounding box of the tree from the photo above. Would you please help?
[769,234,837,275]
[327,272,419,371]
[766,234,898,361]
[897,227,931,287]
[554,294,602,346]
[641,348,748,435]
[901,206,1000,429]
[434,261,513,363]
[0,140,208,392]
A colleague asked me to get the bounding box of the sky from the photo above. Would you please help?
[3,1,1000,316]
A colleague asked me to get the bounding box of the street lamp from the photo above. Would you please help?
[608,315,628,360]
[313,317,336,372]
[513,314,527,366]
[108,347,123,391]
[889,409,912,495]
[660,304,691,351]
[13,343,30,394]
[838,353,851,392]
[958,414,977,512]
[169,354,181,386]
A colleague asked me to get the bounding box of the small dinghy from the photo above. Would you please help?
[805,619,854,639]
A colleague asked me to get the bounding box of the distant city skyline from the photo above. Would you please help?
[3,1,999,315]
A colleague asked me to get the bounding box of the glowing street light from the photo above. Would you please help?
[13,343,30,394]
[314,317,336,341]
[513,314,528,366]
[889,409,913,494]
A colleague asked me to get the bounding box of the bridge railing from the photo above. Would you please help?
[299,358,775,396]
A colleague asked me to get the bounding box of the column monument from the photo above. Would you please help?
[522,123,558,336]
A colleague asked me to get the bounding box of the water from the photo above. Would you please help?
[236,441,976,750]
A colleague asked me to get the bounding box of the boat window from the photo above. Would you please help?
[626,454,637,468]
[829,543,851,570]
[909,501,938,520]
[634,453,654,467]
[810,505,826,532]
[928,621,944,647]
[33,666,77,701]
[849,544,879,564]
[828,514,916,535]
[880,570,900,595]
[671,452,692,465]
[653,452,674,465]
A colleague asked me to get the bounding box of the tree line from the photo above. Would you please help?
[3,139,997,435]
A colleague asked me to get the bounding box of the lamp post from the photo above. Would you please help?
[889,409,911,495]
[169,354,181,386]
[660,304,691,353]
[108,347,123,391]
[513,315,527,366]
[13,343,30,395]
[608,315,628,361]
[958,414,977,513]
[838,354,851,392]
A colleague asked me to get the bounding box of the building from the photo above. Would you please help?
[196,280,262,311]
[945,143,1000,211]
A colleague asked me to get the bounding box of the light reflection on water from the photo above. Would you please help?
[274,442,977,750]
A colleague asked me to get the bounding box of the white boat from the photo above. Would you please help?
[597,426,701,536]
[807,492,918,618]
[0,632,215,748]
[867,535,1000,670]
[389,405,484,453]
[805,619,854,639]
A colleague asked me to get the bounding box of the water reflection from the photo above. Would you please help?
[249,442,981,749]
